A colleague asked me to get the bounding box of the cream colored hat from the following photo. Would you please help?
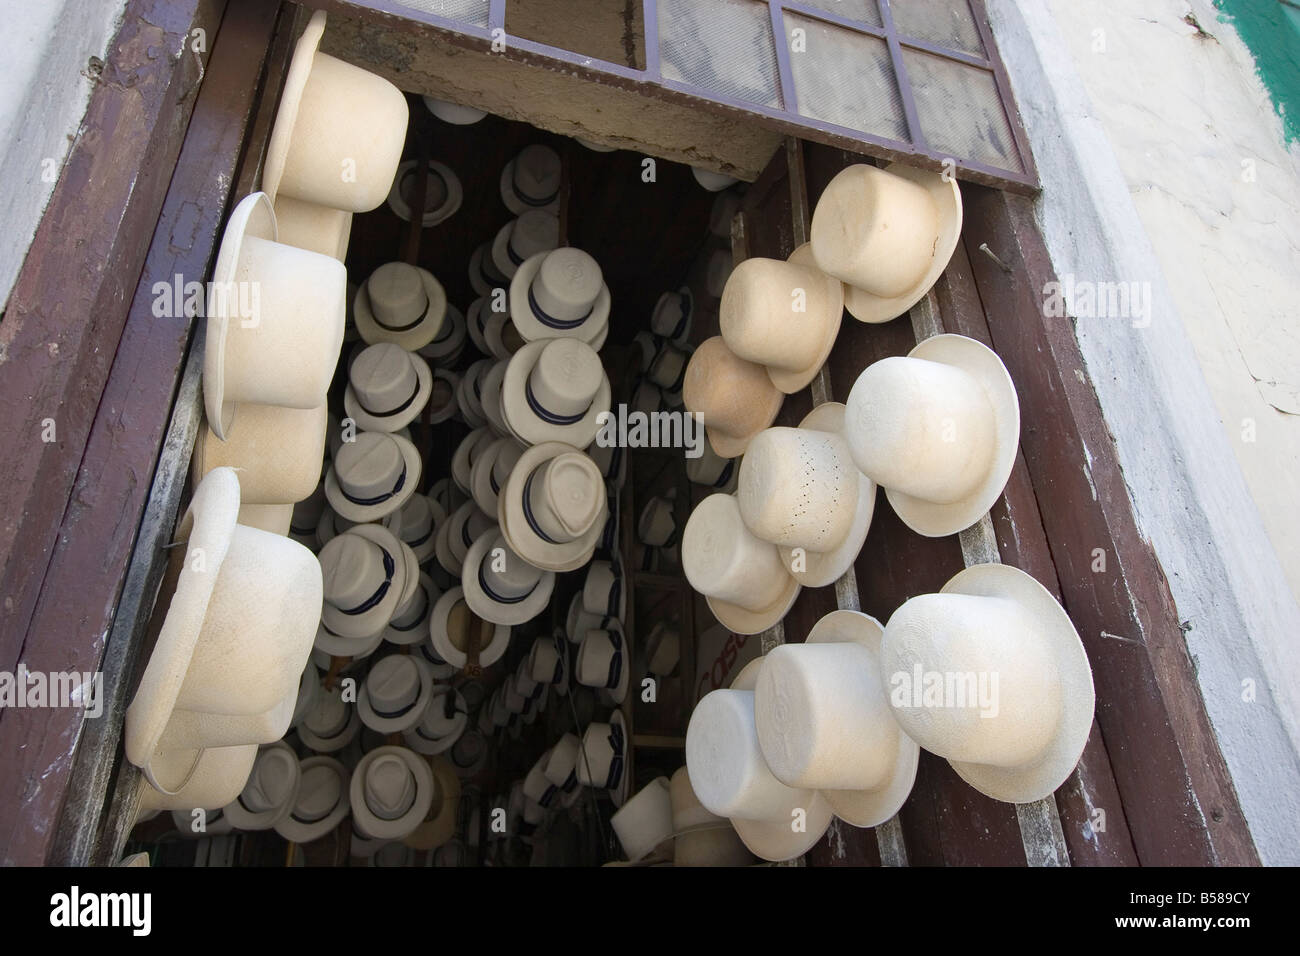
[644,620,681,677]
[544,732,584,802]
[325,431,422,523]
[651,287,694,345]
[451,426,495,495]
[484,311,528,363]
[423,96,486,124]
[419,303,468,366]
[386,159,463,227]
[685,441,738,491]
[737,403,876,588]
[576,621,629,705]
[314,506,354,551]
[509,249,611,346]
[844,334,1019,537]
[136,744,258,814]
[384,494,444,565]
[471,437,526,517]
[647,341,691,393]
[500,143,562,216]
[612,777,674,862]
[566,591,607,645]
[403,755,463,850]
[462,529,556,626]
[755,611,919,827]
[446,501,496,571]
[581,559,626,623]
[262,11,408,213]
[350,745,434,841]
[425,367,462,424]
[692,167,738,192]
[417,639,459,681]
[456,358,491,429]
[492,209,561,279]
[430,586,513,669]
[499,442,607,572]
[682,494,800,636]
[298,681,361,753]
[274,755,350,843]
[354,262,448,351]
[124,468,321,795]
[384,571,438,646]
[682,337,783,458]
[468,243,510,300]
[204,192,345,440]
[881,564,1095,803]
[318,523,409,639]
[719,243,842,394]
[357,654,435,734]
[478,359,511,436]
[527,632,570,694]
[235,503,294,536]
[314,617,384,662]
[637,495,677,548]
[501,338,612,448]
[223,741,301,831]
[193,404,327,506]
[404,685,468,755]
[576,710,630,807]
[669,766,754,867]
[343,343,434,433]
[272,193,352,262]
[810,162,962,324]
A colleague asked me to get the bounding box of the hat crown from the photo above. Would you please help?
[532,248,603,322]
[846,356,996,504]
[351,343,419,413]
[296,764,342,821]
[390,577,431,628]
[683,337,779,443]
[399,164,449,212]
[651,290,689,336]
[319,534,388,609]
[305,687,349,736]
[364,754,418,819]
[396,494,434,541]
[738,427,856,550]
[367,262,428,325]
[492,441,524,486]
[511,144,561,202]
[683,494,790,610]
[242,747,297,813]
[418,688,460,736]
[577,628,623,689]
[525,454,604,544]
[335,431,406,500]
[719,258,832,370]
[479,533,544,598]
[527,338,603,419]
[511,210,560,260]
[366,656,422,715]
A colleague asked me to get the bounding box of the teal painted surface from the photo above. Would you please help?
[1215,0,1300,143]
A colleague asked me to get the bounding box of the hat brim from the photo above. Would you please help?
[320,523,410,638]
[343,352,434,433]
[452,427,493,496]
[470,438,509,516]
[273,756,351,844]
[575,710,630,807]
[222,743,302,831]
[349,746,435,841]
[508,252,611,346]
[420,307,468,363]
[261,12,325,204]
[480,359,510,434]
[430,586,512,669]
[386,159,464,228]
[298,706,361,754]
[403,688,468,755]
[354,268,448,353]
[766,245,844,394]
[576,621,629,705]
[499,442,607,573]
[461,529,556,626]
[357,658,435,735]
[842,163,963,324]
[433,515,462,579]
[704,571,801,637]
[499,158,562,217]
[501,339,612,448]
[403,756,463,849]
[942,564,1095,804]
[136,743,258,813]
[383,570,435,645]
[884,334,1020,538]
[651,286,694,345]
[490,220,524,280]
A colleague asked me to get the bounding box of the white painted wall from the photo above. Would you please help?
[0,0,128,313]
[987,0,1300,864]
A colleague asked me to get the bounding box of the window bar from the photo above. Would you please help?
[770,2,800,114]
[969,0,1036,180]
[643,0,662,81]
[488,0,506,33]
[876,0,927,150]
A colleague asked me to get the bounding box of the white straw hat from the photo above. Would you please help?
[651,287,694,344]
[644,621,681,677]
[612,776,674,861]
[478,360,513,436]
[881,564,1095,803]
[357,654,435,734]
[844,334,1019,537]
[451,427,495,496]
[404,755,463,850]
[350,745,435,841]
[637,495,677,548]
[685,441,738,491]
[468,244,510,300]
[314,506,354,551]
[576,710,630,807]
[318,523,409,639]
[682,494,800,636]
[262,11,408,213]
[404,685,468,755]
[422,96,487,125]
[425,368,462,424]
[576,621,629,704]
[527,632,570,694]
[471,437,526,517]
[384,494,444,565]
[501,338,612,448]
[354,262,448,352]
[314,618,384,662]
[386,159,463,228]
[429,586,513,669]
[274,755,350,843]
[384,571,438,646]
[692,167,738,192]
[810,162,962,324]
[566,590,607,645]
[755,611,918,827]
[719,243,842,394]
[204,192,344,439]
[223,741,301,831]
[737,403,876,588]
[647,341,691,393]
[581,559,626,623]
[447,501,497,570]
[499,442,607,572]
[272,193,352,261]
[419,303,468,366]
[325,431,422,523]
[343,343,434,433]
[499,143,562,216]
[492,209,561,279]
[234,502,293,536]
[417,638,459,681]
[462,529,556,626]
[544,732,583,794]
[483,311,527,363]
[508,248,611,346]
[682,337,783,458]
[669,766,754,867]
[298,681,362,753]
[456,358,491,429]
[137,744,258,814]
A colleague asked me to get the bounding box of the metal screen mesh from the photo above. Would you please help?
[789,0,882,27]
[659,0,783,109]
[888,0,984,56]
[391,0,490,27]
[784,13,906,140]
[902,47,1020,171]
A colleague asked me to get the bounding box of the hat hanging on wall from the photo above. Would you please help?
[499,442,608,572]
[468,243,510,300]
[500,143,563,216]
[425,368,462,425]
[353,262,448,351]
[325,431,422,523]
[429,586,513,670]
[647,341,691,393]
[581,559,626,624]
[810,162,962,324]
[669,766,754,867]
[235,502,294,536]
[644,620,680,677]
[637,495,677,549]
[422,96,487,125]
[386,159,464,228]
[290,482,328,549]
[576,710,630,807]
[612,776,674,862]
[682,337,783,459]
[509,248,611,348]
[566,591,606,646]
[298,682,361,754]
[383,571,438,647]
[587,441,626,491]
[357,655,435,735]
[462,530,556,626]
[492,209,561,280]
[881,564,1095,804]
[575,621,629,705]
[273,755,350,844]
[403,755,463,850]
[223,741,301,832]
[136,744,259,814]
[343,343,434,433]
[471,437,525,517]
[501,338,612,448]
[262,11,408,213]
[419,303,468,368]
[483,312,527,364]
[719,243,843,394]
[737,403,876,588]
[685,441,738,492]
[445,501,497,573]
[403,685,468,756]
[271,192,352,262]
[124,468,321,796]
[692,166,738,192]
[314,618,384,662]
[350,745,435,842]
[755,610,919,827]
[451,427,495,496]
[651,286,693,345]
[456,358,492,429]
[682,494,800,636]
[844,334,1019,538]
[527,632,570,695]
[204,193,345,440]
[318,523,409,640]
[384,494,445,566]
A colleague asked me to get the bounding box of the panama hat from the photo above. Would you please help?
[447,501,497,571]
[403,755,463,849]
[456,359,492,429]
[318,523,409,639]
[384,571,438,646]
[384,495,444,566]
[204,192,344,440]
[136,744,259,814]
[194,403,327,506]
[651,287,694,345]
[419,303,468,367]
[587,442,626,491]
[683,337,783,459]
[262,10,407,212]
[479,360,513,435]
[483,312,528,364]
[682,494,800,636]
[755,611,918,827]
[290,482,327,548]
[426,368,463,425]
[647,341,691,393]
[471,437,526,516]
[450,729,490,778]
[234,502,293,536]
[354,263,448,352]
[644,621,681,677]
[170,806,234,838]
[737,403,876,588]
[501,339,611,448]
[566,591,606,645]
[271,193,352,261]
[468,244,510,300]
[297,682,361,753]
[576,622,629,705]
[314,506,354,551]
[417,639,459,681]
[612,777,674,861]
[509,249,611,348]
[498,442,607,572]
[810,162,962,324]
[523,749,560,807]
[500,143,562,216]
[452,427,495,495]
[685,441,738,491]
[357,654,435,734]
[222,741,301,831]
[581,560,626,623]
[124,468,321,794]
[462,530,556,626]
[429,586,512,669]
[576,710,630,807]
[269,755,349,843]
[404,685,468,755]
[290,663,320,731]
[314,617,384,662]
[692,166,738,192]
[527,632,570,695]
[325,431,422,523]
[882,564,1095,803]
[386,159,463,228]
[631,330,666,373]
[349,745,434,841]
[719,243,842,394]
[845,334,1019,538]
[637,495,677,548]
[422,96,487,124]
[543,733,583,804]
[154,677,300,752]
[705,248,733,299]
[669,766,753,866]
[343,344,434,434]
[492,209,561,280]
